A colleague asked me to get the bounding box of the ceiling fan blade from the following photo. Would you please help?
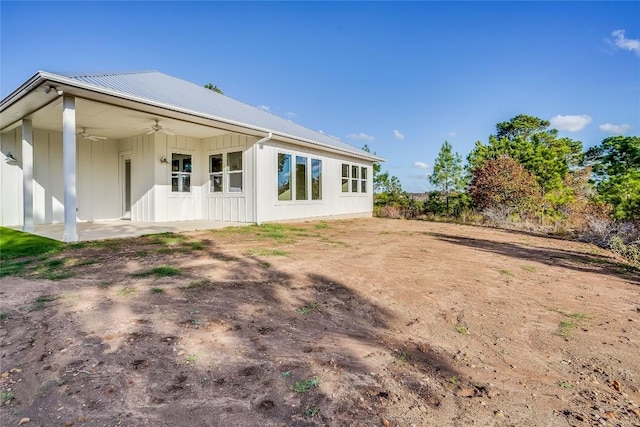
[94,136,108,140]
[146,129,155,135]
[160,129,175,136]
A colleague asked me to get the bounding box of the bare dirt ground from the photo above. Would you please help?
[1,218,639,427]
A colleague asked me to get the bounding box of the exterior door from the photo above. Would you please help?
[123,157,131,219]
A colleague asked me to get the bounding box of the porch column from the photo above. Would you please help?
[62,95,78,242]
[21,119,35,232]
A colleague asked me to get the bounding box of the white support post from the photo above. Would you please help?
[62,95,78,242]
[21,119,34,232]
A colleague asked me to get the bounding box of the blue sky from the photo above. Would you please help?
[1,1,638,192]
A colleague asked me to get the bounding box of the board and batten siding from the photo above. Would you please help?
[256,140,374,222]
[202,133,257,223]
[0,128,120,227]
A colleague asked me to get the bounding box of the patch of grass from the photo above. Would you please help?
[448,376,461,386]
[149,232,187,246]
[314,222,329,229]
[185,354,198,363]
[0,312,8,320]
[32,295,59,311]
[304,406,321,418]
[290,376,320,394]
[187,241,206,251]
[131,266,181,278]
[297,302,319,315]
[455,325,470,335]
[245,248,289,257]
[499,269,512,276]
[184,279,211,290]
[558,320,576,338]
[150,287,164,294]
[135,250,150,257]
[392,348,412,363]
[0,259,31,277]
[557,380,572,388]
[281,370,292,377]
[0,227,63,260]
[117,286,137,297]
[155,247,173,255]
[521,265,538,272]
[1,391,15,402]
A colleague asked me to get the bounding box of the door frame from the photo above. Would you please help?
[120,152,132,219]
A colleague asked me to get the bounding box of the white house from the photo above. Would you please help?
[0,71,383,241]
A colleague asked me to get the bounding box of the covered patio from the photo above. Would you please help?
[8,219,250,242]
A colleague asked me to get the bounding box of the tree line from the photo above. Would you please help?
[371,114,639,264]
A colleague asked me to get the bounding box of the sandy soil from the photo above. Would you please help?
[1,218,639,427]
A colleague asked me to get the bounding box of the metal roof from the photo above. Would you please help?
[43,70,382,161]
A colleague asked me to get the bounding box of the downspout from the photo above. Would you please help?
[253,132,272,225]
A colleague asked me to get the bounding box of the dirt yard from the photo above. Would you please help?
[0,218,639,427]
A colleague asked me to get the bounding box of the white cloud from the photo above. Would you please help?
[610,29,640,56]
[447,131,457,138]
[257,105,270,112]
[549,114,592,132]
[599,123,631,135]
[393,129,405,140]
[413,161,429,169]
[347,132,375,141]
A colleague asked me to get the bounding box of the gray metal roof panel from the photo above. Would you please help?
[46,70,381,161]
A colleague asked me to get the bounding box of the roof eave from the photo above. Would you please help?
[1,71,385,163]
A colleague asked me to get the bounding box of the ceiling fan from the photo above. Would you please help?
[146,119,175,136]
[79,128,107,141]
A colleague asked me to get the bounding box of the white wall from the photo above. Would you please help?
[202,133,257,222]
[0,128,120,227]
[256,140,374,222]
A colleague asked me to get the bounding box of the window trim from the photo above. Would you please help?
[207,150,245,196]
[171,152,193,194]
[340,162,369,196]
[277,151,323,204]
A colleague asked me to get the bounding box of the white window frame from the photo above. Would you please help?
[171,152,192,194]
[340,163,369,195]
[277,151,323,203]
[208,150,245,195]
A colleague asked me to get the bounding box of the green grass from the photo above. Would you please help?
[1,391,15,402]
[499,269,512,276]
[558,320,577,338]
[392,348,412,363]
[0,227,63,260]
[0,259,32,277]
[184,279,211,290]
[304,406,321,418]
[314,222,329,229]
[557,380,572,388]
[297,302,319,315]
[0,312,9,320]
[150,287,164,294]
[32,295,59,311]
[290,376,320,393]
[246,248,289,257]
[117,286,137,297]
[521,265,538,272]
[131,266,181,277]
[455,325,470,335]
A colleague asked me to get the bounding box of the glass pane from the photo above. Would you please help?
[342,178,349,192]
[361,167,367,179]
[172,153,192,172]
[228,151,242,171]
[296,156,307,200]
[228,172,242,192]
[125,159,131,211]
[342,164,349,178]
[311,159,322,200]
[210,154,223,173]
[172,175,179,192]
[211,174,223,192]
[182,174,191,192]
[278,153,292,201]
[361,180,367,193]
[352,179,358,192]
[352,165,359,179]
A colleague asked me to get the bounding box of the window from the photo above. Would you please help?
[361,167,368,193]
[296,156,308,200]
[227,151,243,193]
[341,163,349,193]
[172,153,192,192]
[278,154,322,202]
[278,153,292,201]
[340,163,368,194]
[210,154,223,192]
[209,151,243,194]
[311,159,322,200]
[351,165,359,192]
